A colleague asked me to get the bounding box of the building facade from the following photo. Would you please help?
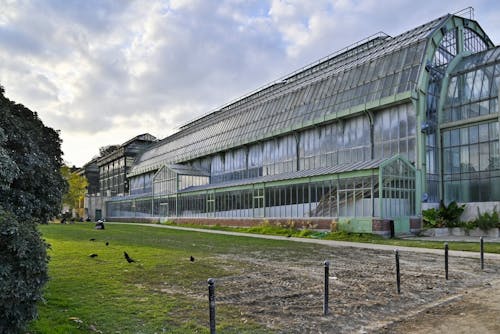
[77,157,100,220]
[78,134,157,220]
[95,13,498,234]
[97,133,157,198]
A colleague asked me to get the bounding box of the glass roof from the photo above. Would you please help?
[443,45,500,123]
[450,45,500,74]
[178,158,386,193]
[166,164,210,177]
[130,14,479,177]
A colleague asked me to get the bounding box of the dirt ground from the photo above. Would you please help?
[375,278,500,334]
[200,244,500,333]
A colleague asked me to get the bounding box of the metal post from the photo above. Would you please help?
[323,260,330,315]
[207,278,216,334]
[444,242,449,280]
[395,249,401,294]
[480,237,484,270]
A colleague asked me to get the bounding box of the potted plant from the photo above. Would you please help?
[422,201,465,236]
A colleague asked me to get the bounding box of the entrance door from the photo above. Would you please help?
[159,202,169,223]
[207,191,215,217]
[95,209,102,221]
[253,187,264,218]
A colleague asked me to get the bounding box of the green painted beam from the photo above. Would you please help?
[412,14,495,206]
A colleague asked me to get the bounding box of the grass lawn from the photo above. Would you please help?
[30,222,498,333]
[31,223,286,334]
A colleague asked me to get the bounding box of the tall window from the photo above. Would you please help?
[442,121,500,201]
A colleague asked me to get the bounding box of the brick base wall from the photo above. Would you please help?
[409,217,422,233]
[372,219,393,238]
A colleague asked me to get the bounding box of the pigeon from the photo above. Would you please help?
[190,256,195,262]
[89,238,96,241]
[124,251,135,263]
[89,253,98,258]
[105,242,109,246]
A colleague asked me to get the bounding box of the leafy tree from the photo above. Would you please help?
[61,165,88,212]
[0,127,19,189]
[0,85,65,332]
[0,88,67,223]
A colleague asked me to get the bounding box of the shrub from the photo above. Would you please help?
[0,209,49,334]
[439,201,466,227]
[296,229,314,238]
[422,200,465,228]
[474,207,499,231]
[462,220,477,231]
[422,207,444,228]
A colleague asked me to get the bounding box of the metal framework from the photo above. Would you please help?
[103,12,498,234]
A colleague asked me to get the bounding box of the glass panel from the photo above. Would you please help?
[469,126,479,144]
[443,120,499,202]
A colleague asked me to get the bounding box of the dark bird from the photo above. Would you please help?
[89,238,96,241]
[124,251,135,263]
[190,256,195,262]
[89,253,98,258]
[105,242,109,246]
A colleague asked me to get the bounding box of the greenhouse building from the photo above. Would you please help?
[103,12,500,235]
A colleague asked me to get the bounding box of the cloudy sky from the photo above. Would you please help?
[1,0,500,166]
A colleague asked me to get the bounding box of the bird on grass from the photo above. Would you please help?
[89,238,96,241]
[105,242,109,246]
[89,253,98,258]
[124,251,135,263]
[190,256,195,262]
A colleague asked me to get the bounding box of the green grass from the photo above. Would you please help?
[31,223,284,334]
[30,222,499,333]
[160,221,500,254]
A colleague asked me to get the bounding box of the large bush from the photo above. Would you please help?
[0,86,66,223]
[0,209,49,334]
[0,85,64,332]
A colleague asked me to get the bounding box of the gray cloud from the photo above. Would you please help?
[0,26,44,53]
[0,0,498,166]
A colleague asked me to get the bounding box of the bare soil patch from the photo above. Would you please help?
[374,278,500,334]
[194,244,500,333]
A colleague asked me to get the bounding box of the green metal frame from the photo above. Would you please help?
[414,15,494,208]
[109,14,497,228]
[378,155,417,234]
[378,155,417,217]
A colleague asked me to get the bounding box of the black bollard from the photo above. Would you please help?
[323,260,330,315]
[395,249,401,294]
[208,278,216,334]
[444,242,449,280]
[480,237,484,270]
